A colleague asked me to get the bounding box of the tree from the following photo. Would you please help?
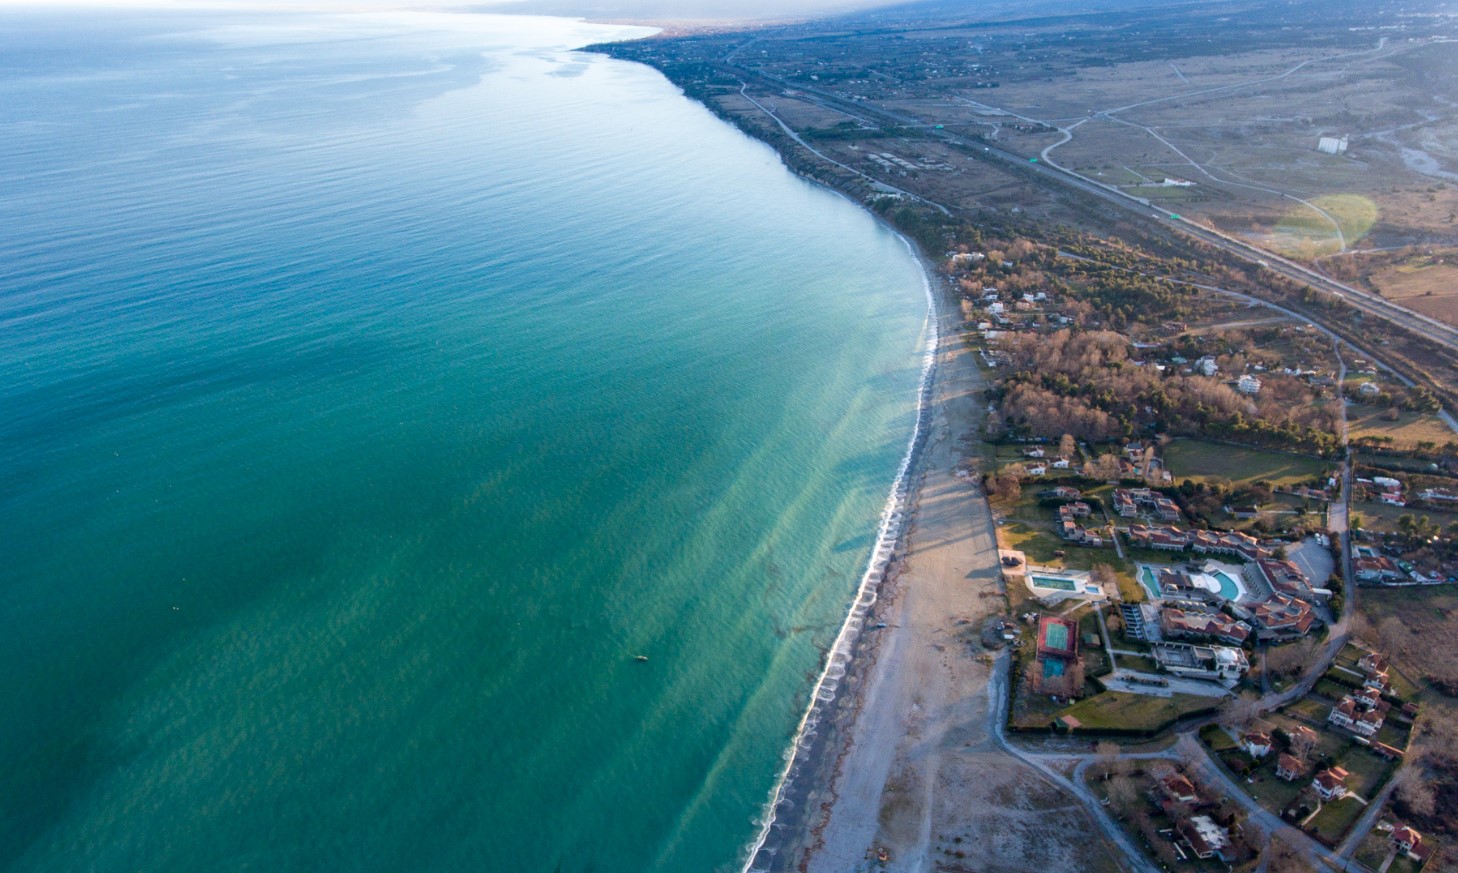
[1058,433,1077,458]
[1287,726,1317,760]
[1096,740,1121,778]
[1219,696,1264,731]
[1393,766,1436,817]
[1106,773,1139,812]
[1267,836,1317,873]
[1264,638,1317,682]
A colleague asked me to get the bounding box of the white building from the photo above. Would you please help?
[1317,136,1349,155]
[1236,374,1262,395]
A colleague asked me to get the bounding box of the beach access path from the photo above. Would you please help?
[798,304,1135,873]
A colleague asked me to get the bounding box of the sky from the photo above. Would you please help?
[0,0,899,18]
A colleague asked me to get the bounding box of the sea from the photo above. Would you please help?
[0,10,930,872]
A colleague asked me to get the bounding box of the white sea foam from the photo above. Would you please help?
[740,234,939,873]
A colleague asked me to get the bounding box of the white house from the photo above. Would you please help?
[1236,374,1262,395]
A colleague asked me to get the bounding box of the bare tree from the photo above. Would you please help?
[1267,836,1317,873]
[1106,773,1139,812]
[1096,740,1121,778]
[1058,433,1077,458]
[1287,727,1317,761]
[1393,767,1437,817]
[1263,638,1318,682]
[1218,696,1264,732]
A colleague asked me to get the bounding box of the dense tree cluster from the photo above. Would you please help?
[990,330,1342,454]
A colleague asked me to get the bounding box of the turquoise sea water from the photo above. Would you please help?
[0,11,929,873]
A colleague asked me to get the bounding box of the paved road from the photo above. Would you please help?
[722,45,1458,361]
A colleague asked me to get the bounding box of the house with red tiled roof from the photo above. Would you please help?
[1241,731,1273,758]
[1245,593,1317,638]
[1330,695,1384,737]
[1275,754,1305,781]
[1359,651,1388,676]
[1160,608,1251,645]
[1392,825,1434,863]
[1160,773,1199,805]
[1245,558,1314,599]
[1313,766,1350,801]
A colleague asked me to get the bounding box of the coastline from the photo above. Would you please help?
[701,76,1132,873]
[740,231,948,873]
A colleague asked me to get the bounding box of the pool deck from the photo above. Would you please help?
[1021,564,1104,605]
[1136,559,1250,604]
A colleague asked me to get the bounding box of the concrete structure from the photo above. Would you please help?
[1150,641,1248,685]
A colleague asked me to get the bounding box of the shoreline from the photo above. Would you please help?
[740,228,948,873]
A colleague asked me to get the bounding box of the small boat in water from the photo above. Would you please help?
[634,655,649,662]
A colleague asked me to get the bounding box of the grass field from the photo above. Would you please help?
[1371,256,1458,328]
[1347,402,1456,451]
[1350,502,1456,538]
[1053,691,1215,731]
[1307,795,1365,844]
[1164,438,1329,488]
[1267,194,1378,259]
[1337,746,1397,798]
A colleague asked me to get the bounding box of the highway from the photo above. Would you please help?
[722,58,1458,357]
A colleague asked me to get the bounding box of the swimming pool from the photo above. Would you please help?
[1031,575,1078,591]
[1211,570,1241,601]
[1139,566,1161,600]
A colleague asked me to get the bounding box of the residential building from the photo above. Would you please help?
[1393,825,1432,863]
[1241,731,1273,758]
[1237,374,1262,395]
[1329,697,1383,737]
[1177,816,1230,861]
[1312,766,1350,801]
[1160,773,1199,804]
[1275,754,1305,781]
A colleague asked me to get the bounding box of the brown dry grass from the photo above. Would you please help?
[1346,402,1457,450]
[1369,260,1458,327]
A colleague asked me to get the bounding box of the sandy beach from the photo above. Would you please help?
[752,264,1132,873]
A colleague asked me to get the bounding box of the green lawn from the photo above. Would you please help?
[1306,796,1366,844]
[1054,691,1216,732]
[1116,653,1160,673]
[1245,766,1307,816]
[1355,829,1395,871]
[1337,747,1397,798]
[1164,438,1329,488]
[1284,696,1329,723]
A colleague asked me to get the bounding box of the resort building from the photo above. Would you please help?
[1150,641,1248,685]
[1160,608,1251,645]
[1238,593,1317,639]
[1244,558,1315,600]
